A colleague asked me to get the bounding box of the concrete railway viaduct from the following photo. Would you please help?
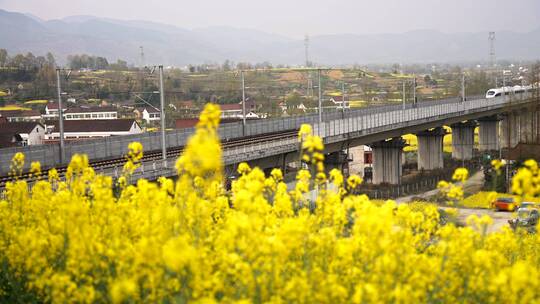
[1,93,539,187]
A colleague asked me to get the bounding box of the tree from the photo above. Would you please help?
[222,60,231,71]
[110,59,128,71]
[392,63,400,74]
[35,56,47,68]
[285,91,308,111]
[95,57,109,70]
[25,52,37,69]
[466,71,490,95]
[10,54,27,69]
[46,52,56,67]
[0,49,7,67]
[424,75,432,85]
[68,55,82,69]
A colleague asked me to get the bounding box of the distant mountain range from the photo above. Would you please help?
[1,9,539,66]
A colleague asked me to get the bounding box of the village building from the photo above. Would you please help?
[134,107,161,124]
[64,106,118,120]
[0,121,46,146]
[42,101,67,119]
[220,99,259,118]
[0,110,42,122]
[220,103,242,118]
[46,119,142,140]
[0,134,22,148]
[174,100,200,117]
[279,101,307,113]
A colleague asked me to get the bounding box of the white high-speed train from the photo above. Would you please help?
[486,85,536,99]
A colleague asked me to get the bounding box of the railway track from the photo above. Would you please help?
[0,129,299,188]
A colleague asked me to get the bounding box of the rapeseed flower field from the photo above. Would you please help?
[1,103,540,303]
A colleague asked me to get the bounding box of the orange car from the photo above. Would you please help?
[491,197,517,212]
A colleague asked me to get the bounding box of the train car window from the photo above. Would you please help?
[495,93,501,97]
[487,91,495,96]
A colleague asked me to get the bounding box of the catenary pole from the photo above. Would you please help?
[502,71,506,102]
[402,82,406,110]
[56,69,65,163]
[241,70,246,136]
[318,68,322,124]
[341,81,346,115]
[159,65,167,161]
[462,73,466,102]
[413,74,416,106]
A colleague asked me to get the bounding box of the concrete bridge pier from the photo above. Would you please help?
[451,121,476,160]
[416,127,446,171]
[370,138,406,185]
[500,112,520,149]
[519,110,533,144]
[535,109,540,144]
[478,116,500,151]
[518,108,540,144]
[499,113,510,149]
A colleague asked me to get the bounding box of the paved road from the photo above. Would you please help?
[396,171,514,233]
[289,170,515,233]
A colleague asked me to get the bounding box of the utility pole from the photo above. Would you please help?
[56,69,65,163]
[461,73,466,102]
[307,74,313,97]
[241,70,246,136]
[412,74,417,106]
[139,46,145,91]
[502,71,506,102]
[318,69,322,124]
[341,81,346,115]
[402,82,406,110]
[158,65,167,161]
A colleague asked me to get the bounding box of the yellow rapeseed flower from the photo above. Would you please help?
[1,104,540,303]
[298,124,312,141]
[452,167,469,183]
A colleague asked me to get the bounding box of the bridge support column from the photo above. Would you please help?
[500,112,520,149]
[519,108,540,144]
[478,116,500,151]
[520,110,532,144]
[535,109,540,144]
[371,138,406,185]
[499,114,510,149]
[451,121,476,161]
[416,127,446,171]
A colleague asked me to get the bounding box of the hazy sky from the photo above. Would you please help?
[1,0,540,38]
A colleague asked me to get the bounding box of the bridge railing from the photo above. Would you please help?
[318,93,528,140]
[0,93,532,175]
